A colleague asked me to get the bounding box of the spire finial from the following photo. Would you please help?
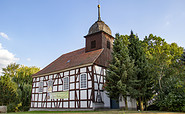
[98,4,101,21]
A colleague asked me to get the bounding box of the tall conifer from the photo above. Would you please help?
[105,34,136,110]
[128,31,153,111]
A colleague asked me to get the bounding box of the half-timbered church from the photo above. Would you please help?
[30,4,137,111]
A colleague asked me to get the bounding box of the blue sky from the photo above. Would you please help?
[0,0,185,73]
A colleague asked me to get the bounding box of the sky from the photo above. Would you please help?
[0,0,185,74]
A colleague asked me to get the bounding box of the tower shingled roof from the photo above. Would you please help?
[88,4,112,36]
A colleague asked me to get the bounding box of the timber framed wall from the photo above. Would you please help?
[93,64,110,109]
[30,64,110,110]
[31,65,94,109]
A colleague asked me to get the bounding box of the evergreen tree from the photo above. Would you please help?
[128,31,154,111]
[105,33,137,110]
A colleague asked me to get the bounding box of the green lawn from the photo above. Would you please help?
[6,110,185,114]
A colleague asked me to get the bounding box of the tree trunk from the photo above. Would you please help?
[159,75,162,91]
[139,97,144,111]
[159,66,164,92]
[144,99,147,111]
[124,97,128,110]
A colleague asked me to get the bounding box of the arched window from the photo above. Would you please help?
[80,73,87,88]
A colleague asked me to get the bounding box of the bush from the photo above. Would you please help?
[7,103,17,112]
[147,104,160,111]
[22,106,30,111]
[7,102,22,112]
[155,77,185,112]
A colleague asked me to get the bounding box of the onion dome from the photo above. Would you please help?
[87,5,112,36]
[88,21,112,35]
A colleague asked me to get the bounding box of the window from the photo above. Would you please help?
[47,79,53,92]
[39,81,43,92]
[91,40,96,49]
[67,60,70,63]
[63,77,69,90]
[107,41,110,49]
[80,73,87,88]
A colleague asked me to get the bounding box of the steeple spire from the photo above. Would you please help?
[98,4,101,21]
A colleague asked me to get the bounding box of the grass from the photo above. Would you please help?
[6,110,185,114]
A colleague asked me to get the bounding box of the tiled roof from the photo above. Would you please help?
[33,48,103,76]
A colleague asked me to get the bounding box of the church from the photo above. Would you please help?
[30,4,137,111]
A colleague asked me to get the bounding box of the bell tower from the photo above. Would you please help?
[84,4,114,67]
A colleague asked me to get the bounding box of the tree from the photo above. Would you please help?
[13,66,39,85]
[105,33,137,110]
[13,66,40,111]
[2,63,19,77]
[143,34,183,91]
[181,50,185,65]
[105,32,184,112]
[154,63,185,112]
[142,34,185,112]
[128,31,154,111]
[1,63,40,112]
[0,75,18,106]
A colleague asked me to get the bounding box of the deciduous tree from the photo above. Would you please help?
[1,63,40,112]
[142,34,185,112]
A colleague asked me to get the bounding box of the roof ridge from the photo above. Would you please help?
[62,47,85,56]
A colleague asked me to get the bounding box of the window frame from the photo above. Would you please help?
[47,79,53,92]
[63,76,69,91]
[107,40,110,49]
[80,73,87,89]
[91,40,96,49]
[38,81,44,93]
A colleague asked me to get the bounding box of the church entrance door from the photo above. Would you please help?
[110,99,119,109]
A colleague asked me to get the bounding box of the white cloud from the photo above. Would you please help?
[0,32,10,40]
[0,43,19,75]
[27,58,31,61]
